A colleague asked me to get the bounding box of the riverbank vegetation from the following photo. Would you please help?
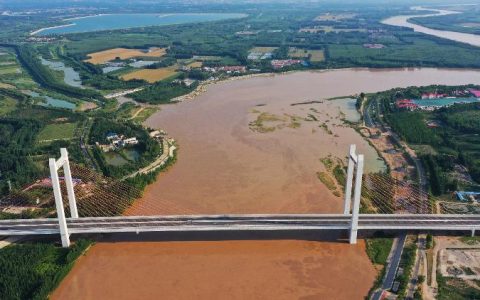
[371,85,480,196]
[365,235,393,298]
[130,81,197,104]
[0,239,92,300]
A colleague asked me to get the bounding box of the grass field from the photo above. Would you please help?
[0,66,20,75]
[0,97,16,116]
[121,66,178,83]
[288,48,325,62]
[132,107,159,123]
[36,122,76,143]
[85,47,167,64]
[187,61,203,68]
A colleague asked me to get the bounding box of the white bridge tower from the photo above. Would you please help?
[49,148,78,247]
[343,144,364,244]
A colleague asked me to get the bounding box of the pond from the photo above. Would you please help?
[40,57,83,88]
[28,91,77,110]
[123,149,141,161]
[34,13,247,35]
[104,152,129,166]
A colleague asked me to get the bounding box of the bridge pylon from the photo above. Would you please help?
[343,144,364,244]
[49,148,79,248]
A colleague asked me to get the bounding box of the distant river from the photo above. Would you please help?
[382,6,480,47]
[33,13,246,35]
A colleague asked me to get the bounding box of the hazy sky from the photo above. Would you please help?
[1,0,480,11]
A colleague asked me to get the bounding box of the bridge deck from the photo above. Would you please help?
[1,214,480,235]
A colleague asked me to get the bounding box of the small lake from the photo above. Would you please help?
[34,13,246,35]
[28,91,77,110]
[104,152,129,166]
[40,57,83,88]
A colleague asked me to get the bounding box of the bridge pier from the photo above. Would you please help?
[472,229,476,237]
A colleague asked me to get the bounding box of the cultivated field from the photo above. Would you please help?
[121,66,178,83]
[288,48,325,62]
[85,47,167,64]
[0,82,14,89]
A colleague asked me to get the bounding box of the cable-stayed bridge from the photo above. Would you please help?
[0,146,479,247]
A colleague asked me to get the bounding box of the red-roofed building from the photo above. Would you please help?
[469,89,480,97]
[396,99,418,110]
[421,93,446,99]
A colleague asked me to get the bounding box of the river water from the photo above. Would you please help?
[53,68,480,300]
[382,6,480,47]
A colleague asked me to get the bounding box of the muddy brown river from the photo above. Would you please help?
[53,68,480,300]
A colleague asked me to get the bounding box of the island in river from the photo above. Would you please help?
[53,68,480,300]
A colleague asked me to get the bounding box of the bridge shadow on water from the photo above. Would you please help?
[83,230,476,245]
[73,230,355,245]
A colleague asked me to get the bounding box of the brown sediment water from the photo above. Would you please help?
[53,68,480,299]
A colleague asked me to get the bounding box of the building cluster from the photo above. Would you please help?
[203,65,247,74]
[248,51,273,60]
[363,43,385,49]
[172,78,197,87]
[396,99,418,110]
[235,31,259,36]
[96,132,138,152]
[396,89,480,111]
[421,92,446,99]
[149,129,166,141]
[26,36,57,43]
[271,59,302,69]
[455,191,480,202]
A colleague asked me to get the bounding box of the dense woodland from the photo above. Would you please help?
[130,81,198,104]
[0,240,92,299]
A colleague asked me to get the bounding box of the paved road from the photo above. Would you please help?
[1,214,480,236]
